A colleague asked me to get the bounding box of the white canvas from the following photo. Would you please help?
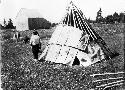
[39,24,104,66]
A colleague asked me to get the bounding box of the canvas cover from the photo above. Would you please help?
[39,24,104,66]
[39,1,118,66]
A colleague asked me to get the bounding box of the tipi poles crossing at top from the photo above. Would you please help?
[62,2,97,41]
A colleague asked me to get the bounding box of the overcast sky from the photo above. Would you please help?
[0,0,125,24]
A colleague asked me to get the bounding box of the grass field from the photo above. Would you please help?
[1,23,124,90]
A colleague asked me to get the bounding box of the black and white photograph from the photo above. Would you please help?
[0,0,125,89]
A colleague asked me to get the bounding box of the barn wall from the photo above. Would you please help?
[28,18,51,30]
[15,16,29,31]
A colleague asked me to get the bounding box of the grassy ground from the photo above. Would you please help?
[1,41,93,90]
[1,24,124,90]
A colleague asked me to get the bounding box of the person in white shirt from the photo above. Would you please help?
[30,31,41,61]
[16,31,20,42]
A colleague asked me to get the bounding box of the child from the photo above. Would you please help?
[24,36,30,44]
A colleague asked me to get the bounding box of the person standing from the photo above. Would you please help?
[13,33,17,42]
[16,31,20,42]
[17,31,20,41]
[30,31,41,61]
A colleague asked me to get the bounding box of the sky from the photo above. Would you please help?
[0,0,125,24]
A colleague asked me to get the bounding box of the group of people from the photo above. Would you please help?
[14,30,104,63]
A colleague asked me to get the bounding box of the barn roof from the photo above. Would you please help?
[15,8,43,19]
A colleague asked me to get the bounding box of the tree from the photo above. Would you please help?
[96,8,104,23]
[113,12,120,23]
[51,23,57,27]
[119,13,125,23]
[105,15,114,24]
[6,19,15,29]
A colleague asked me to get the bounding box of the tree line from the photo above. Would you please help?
[2,19,15,29]
[88,12,125,24]
[1,18,57,30]
[1,11,124,30]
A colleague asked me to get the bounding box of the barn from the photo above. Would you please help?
[15,8,51,31]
